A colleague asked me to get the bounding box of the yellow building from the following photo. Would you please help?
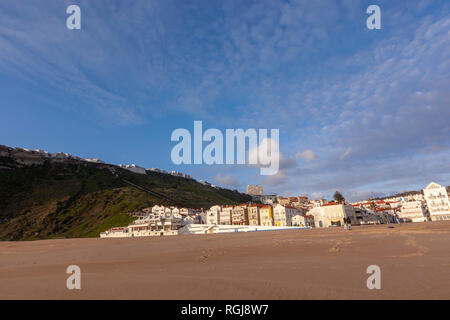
[259,205,273,226]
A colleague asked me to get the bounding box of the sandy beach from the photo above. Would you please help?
[1,221,449,300]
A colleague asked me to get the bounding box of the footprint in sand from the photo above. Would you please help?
[330,240,343,253]
[329,238,352,253]
[397,236,429,258]
[199,249,213,263]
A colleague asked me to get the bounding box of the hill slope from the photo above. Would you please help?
[0,156,250,240]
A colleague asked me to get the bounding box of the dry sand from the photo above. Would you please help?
[1,221,450,300]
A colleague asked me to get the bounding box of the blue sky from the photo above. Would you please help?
[0,0,449,201]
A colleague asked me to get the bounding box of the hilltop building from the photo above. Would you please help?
[85,158,104,163]
[119,164,146,174]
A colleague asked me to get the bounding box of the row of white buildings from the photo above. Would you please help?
[0,145,196,181]
[251,182,450,226]
[100,206,203,238]
[350,182,450,223]
[0,145,106,165]
[204,182,449,230]
[100,182,450,238]
[100,203,310,238]
[100,201,381,238]
[118,164,194,180]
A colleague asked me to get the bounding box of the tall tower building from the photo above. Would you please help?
[247,185,263,195]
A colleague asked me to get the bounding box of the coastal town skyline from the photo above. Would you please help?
[100,181,450,238]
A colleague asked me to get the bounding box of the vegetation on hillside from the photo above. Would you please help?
[0,157,250,240]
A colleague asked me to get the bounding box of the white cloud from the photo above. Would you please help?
[345,191,387,203]
[311,192,324,200]
[296,150,316,162]
[263,169,288,187]
[340,148,353,160]
[1,1,448,198]
[215,173,239,187]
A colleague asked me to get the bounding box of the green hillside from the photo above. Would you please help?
[0,156,250,240]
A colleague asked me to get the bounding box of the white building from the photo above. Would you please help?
[51,152,69,160]
[206,207,219,225]
[151,205,165,214]
[148,168,169,174]
[423,182,450,221]
[308,203,358,228]
[220,206,233,225]
[290,214,315,227]
[273,204,299,227]
[34,149,51,157]
[119,164,147,174]
[169,171,192,179]
[100,213,181,238]
[206,211,218,224]
[398,201,428,223]
[85,158,104,163]
[273,204,292,227]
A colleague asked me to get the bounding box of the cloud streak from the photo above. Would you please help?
[0,0,448,199]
